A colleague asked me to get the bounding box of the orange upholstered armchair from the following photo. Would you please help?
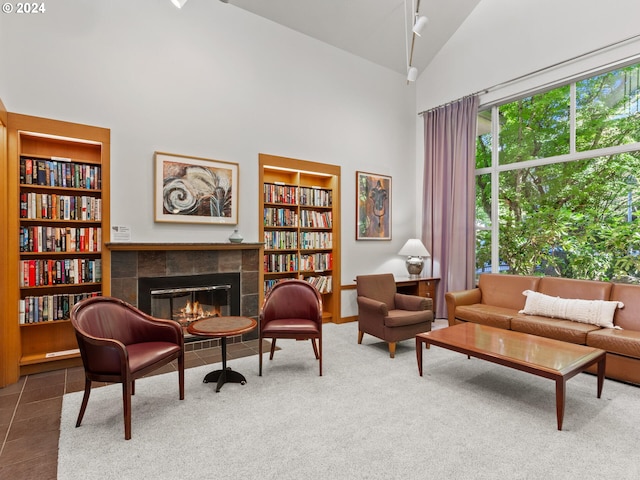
[356,273,433,358]
[259,279,323,376]
[70,296,184,440]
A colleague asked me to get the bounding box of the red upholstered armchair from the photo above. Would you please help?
[259,279,323,376]
[356,273,433,358]
[70,296,185,440]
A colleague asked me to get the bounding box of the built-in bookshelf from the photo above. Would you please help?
[5,113,110,379]
[259,154,340,323]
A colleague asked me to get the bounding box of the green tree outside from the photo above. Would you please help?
[476,64,640,282]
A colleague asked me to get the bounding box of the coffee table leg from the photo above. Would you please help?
[597,355,606,398]
[416,337,423,376]
[555,378,566,431]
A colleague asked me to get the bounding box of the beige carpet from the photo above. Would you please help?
[59,322,640,479]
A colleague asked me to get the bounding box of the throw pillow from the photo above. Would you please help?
[519,290,623,328]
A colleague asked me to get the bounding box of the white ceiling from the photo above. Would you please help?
[223,0,482,76]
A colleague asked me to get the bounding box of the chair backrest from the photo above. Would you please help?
[71,296,150,346]
[356,273,397,309]
[260,280,322,327]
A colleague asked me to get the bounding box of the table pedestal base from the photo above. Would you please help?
[203,367,247,392]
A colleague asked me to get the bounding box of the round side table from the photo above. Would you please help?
[187,316,257,392]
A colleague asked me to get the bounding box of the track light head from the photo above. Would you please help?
[407,67,418,82]
[171,0,188,8]
[412,15,428,36]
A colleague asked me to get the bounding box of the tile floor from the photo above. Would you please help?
[0,339,264,480]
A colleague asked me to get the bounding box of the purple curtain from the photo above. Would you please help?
[422,95,478,318]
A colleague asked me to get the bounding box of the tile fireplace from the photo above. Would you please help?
[107,243,263,350]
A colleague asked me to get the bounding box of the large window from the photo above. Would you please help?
[476,62,640,282]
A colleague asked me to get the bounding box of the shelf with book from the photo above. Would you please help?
[4,113,110,379]
[259,153,340,323]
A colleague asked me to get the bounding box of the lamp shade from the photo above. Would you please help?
[171,0,188,8]
[407,66,418,82]
[398,239,430,257]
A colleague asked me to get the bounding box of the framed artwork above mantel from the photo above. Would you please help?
[154,152,239,225]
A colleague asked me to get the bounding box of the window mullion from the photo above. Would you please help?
[570,83,576,154]
[491,105,500,273]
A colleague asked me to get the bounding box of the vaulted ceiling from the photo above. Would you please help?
[225,0,482,76]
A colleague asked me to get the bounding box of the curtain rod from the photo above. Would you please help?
[418,32,640,116]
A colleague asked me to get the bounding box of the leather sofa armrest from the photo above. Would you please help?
[445,288,482,326]
[357,296,389,317]
[395,293,432,312]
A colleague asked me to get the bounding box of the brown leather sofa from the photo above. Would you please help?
[445,273,640,385]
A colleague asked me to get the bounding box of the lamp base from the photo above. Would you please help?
[405,257,424,277]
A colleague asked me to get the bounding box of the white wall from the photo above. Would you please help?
[0,0,419,318]
[417,0,640,112]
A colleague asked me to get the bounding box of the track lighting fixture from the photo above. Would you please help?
[412,15,428,36]
[407,67,418,82]
[171,0,188,8]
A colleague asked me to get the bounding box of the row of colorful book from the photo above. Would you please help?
[264,183,332,207]
[19,291,101,323]
[20,192,102,221]
[300,210,332,228]
[20,157,101,190]
[263,275,332,294]
[20,226,101,253]
[20,258,102,287]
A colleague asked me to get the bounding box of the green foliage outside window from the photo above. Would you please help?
[476,63,640,282]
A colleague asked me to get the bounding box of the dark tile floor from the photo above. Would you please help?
[0,339,264,480]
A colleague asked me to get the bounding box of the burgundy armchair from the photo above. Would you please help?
[70,296,185,440]
[259,280,323,376]
[356,273,433,358]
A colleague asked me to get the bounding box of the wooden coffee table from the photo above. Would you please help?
[416,323,606,430]
[187,316,257,392]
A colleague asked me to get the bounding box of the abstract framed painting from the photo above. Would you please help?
[154,152,239,224]
[356,171,391,240]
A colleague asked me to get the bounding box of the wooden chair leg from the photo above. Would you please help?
[311,338,320,359]
[269,338,277,360]
[76,377,92,428]
[178,353,185,400]
[318,337,322,376]
[357,330,364,344]
[259,335,263,376]
[123,381,133,440]
[388,342,397,358]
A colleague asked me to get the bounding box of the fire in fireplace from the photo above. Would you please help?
[138,273,241,341]
[150,285,231,327]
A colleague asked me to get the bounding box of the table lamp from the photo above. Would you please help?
[398,239,430,277]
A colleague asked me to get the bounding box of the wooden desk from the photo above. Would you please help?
[394,276,439,313]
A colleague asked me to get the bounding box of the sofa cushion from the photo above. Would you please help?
[385,309,432,328]
[455,304,514,329]
[587,328,640,359]
[511,314,600,344]
[478,274,541,310]
[519,290,622,328]
[538,276,612,300]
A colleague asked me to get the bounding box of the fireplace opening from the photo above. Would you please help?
[138,273,241,342]
[150,285,231,326]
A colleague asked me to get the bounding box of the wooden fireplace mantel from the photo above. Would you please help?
[106,242,264,252]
